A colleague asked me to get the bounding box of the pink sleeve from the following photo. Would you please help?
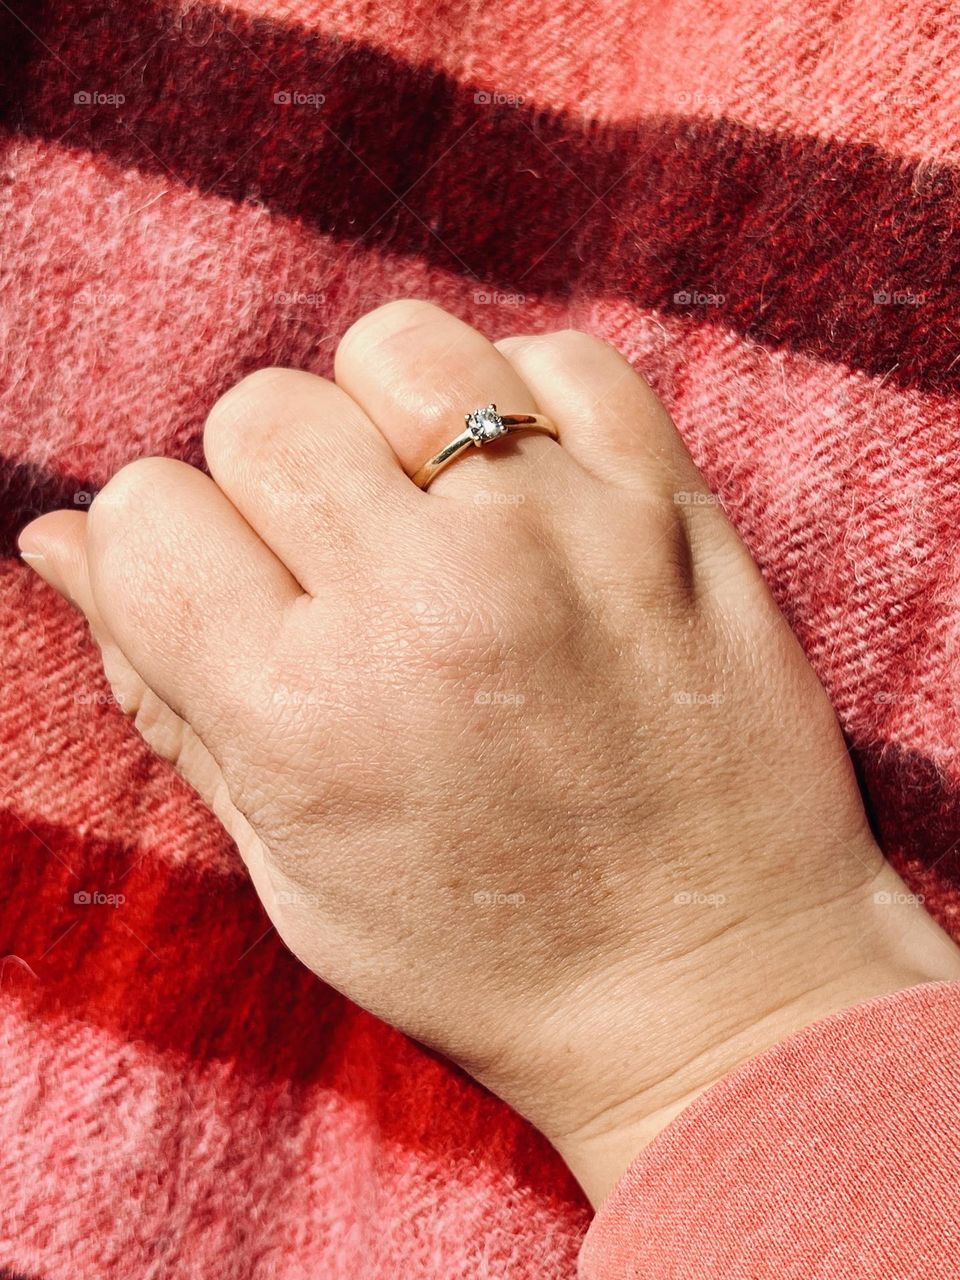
[578,981,960,1280]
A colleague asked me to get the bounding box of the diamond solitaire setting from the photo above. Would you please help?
[465,403,507,446]
[409,404,557,488]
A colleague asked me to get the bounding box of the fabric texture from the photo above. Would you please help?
[1,0,959,1276]
[580,981,960,1280]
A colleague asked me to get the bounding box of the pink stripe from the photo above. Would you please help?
[0,138,579,486]
[0,1001,586,1278]
[2,558,238,875]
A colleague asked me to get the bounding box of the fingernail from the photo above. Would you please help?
[18,525,47,566]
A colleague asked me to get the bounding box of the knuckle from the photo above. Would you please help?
[336,299,444,370]
[373,525,565,683]
[88,457,178,535]
[542,327,612,361]
[553,331,642,393]
[504,328,623,381]
[203,366,297,457]
[343,299,440,355]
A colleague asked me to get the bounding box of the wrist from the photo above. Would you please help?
[536,860,960,1207]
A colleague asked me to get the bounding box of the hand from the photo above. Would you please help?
[20,300,960,1205]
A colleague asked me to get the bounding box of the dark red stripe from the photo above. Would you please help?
[0,805,586,1193]
[1,0,958,394]
[861,743,960,881]
[0,455,201,557]
[0,440,205,556]
[0,808,347,1082]
[0,457,99,555]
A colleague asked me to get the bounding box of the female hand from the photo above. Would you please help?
[20,300,960,1204]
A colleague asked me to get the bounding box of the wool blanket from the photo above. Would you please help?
[1,0,958,1275]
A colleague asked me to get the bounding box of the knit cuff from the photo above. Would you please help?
[578,981,960,1280]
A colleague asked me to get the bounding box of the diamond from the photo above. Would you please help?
[466,403,507,446]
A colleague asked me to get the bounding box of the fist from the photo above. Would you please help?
[22,301,951,1204]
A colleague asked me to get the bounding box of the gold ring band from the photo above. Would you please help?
[410,403,559,490]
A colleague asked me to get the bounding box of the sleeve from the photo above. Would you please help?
[578,980,960,1280]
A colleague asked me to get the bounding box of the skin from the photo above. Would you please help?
[19,299,960,1207]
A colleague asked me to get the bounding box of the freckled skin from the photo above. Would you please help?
[20,301,960,1207]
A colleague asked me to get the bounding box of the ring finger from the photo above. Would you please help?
[334,299,571,497]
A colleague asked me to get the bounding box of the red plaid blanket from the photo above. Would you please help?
[1,0,958,1274]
